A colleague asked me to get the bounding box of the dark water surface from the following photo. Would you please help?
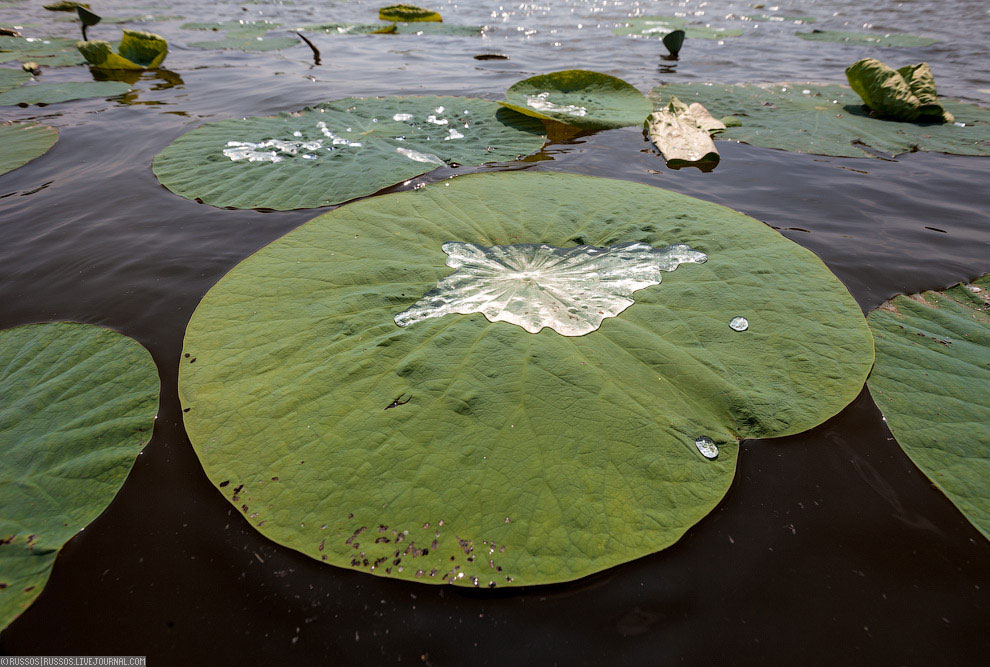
[1,0,988,663]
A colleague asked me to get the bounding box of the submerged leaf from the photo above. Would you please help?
[153,96,545,210]
[502,69,653,130]
[867,277,990,539]
[0,80,130,106]
[77,29,167,70]
[379,4,442,22]
[179,172,873,587]
[654,82,990,157]
[0,323,159,629]
[0,122,58,175]
[613,15,743,39]
[795,29,937,47]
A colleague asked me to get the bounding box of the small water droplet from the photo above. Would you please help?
[695,436,718,459]
[729,316,749,331]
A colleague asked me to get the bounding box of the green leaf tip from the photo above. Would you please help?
[379,4,442,22]
[846,58,952,123]
[77,28,167,70]
[867,276,990,539]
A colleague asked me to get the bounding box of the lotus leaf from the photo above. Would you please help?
[77,29,167,70]
[0,80,130,106]
[179,172,874,587]
[379,4,442,22]
[653,82,990,157]
[613,15,743,40]
[867,277,990,539]
[734,14,815,24]
[0,36,85,66]
[303,22,481,36]
[181,20,280,37]
[153,96,545,210]
[42,1,89,11]
[188,36,299,51]
[845,58,950,123]
[304,23,399,35]
[0,122,58,176]
[0,322,159,629]
[795,29,937,47]
[0,68,29,93]
[502,70,653,130]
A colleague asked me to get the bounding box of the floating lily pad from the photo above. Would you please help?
[153,96,545,210]
[0,122,58,175]
[78,29,167,70]
[179,172,874,587]
[303,22,482,36]
[188,35,299,51]
[613,15,743,39]
[502,70,653,130]
[304,23,399,35]
[0,322,159,629]
[795,29,937,47]
[733,13,815,24]
[379,4,442,22]
[42,0,89,11]
[654,82,990,157]
[0,80,130,106]
[181,20,280,37]
[0,35,84,66]
[0,68,29,93]
[867,277,990,539]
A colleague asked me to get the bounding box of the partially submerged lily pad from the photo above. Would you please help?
[379,4,442,22]
[153,96,545,210]
[42,0,89,11]
[0,322,159,629]
[0,80,130,106]
[867,277,990,539]
[654,82,990,157]
[613,15,743,40]
[179,172,873,587]
[795,29,937,48]
[77,29,167,70]
[0,122,58,176]
[502,70,653,130]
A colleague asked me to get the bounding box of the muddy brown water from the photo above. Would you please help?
[1,0,989,663]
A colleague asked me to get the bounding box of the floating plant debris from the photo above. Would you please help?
[178,172,873,587]
[153,96,545,210]
[394,241,708,336]
[729,316,749,331]
[0,323,159,630]
[647,97,724,169]
[653,82,990,157]
[867,276,990,539]
[502,70,653,130]
[0,122,58,175]
[796,29,937,48]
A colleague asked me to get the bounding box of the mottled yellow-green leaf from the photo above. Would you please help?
[77,29,167,70]
[379,4,442,22]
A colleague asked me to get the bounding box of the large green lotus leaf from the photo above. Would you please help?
[153,96,546,210]
[795,29,937,47]
[0,322,159,629]
[0,80,130,106]
[501,70,653,130]
[179,172,873,587]
[613,15,743,39]
[0,36,83,65]
[0,68,29,93]
[379,4,442,22]
[653,82,990,157]
[77,29,167,70]
[867,277,990,539]
[0,122,58,176]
